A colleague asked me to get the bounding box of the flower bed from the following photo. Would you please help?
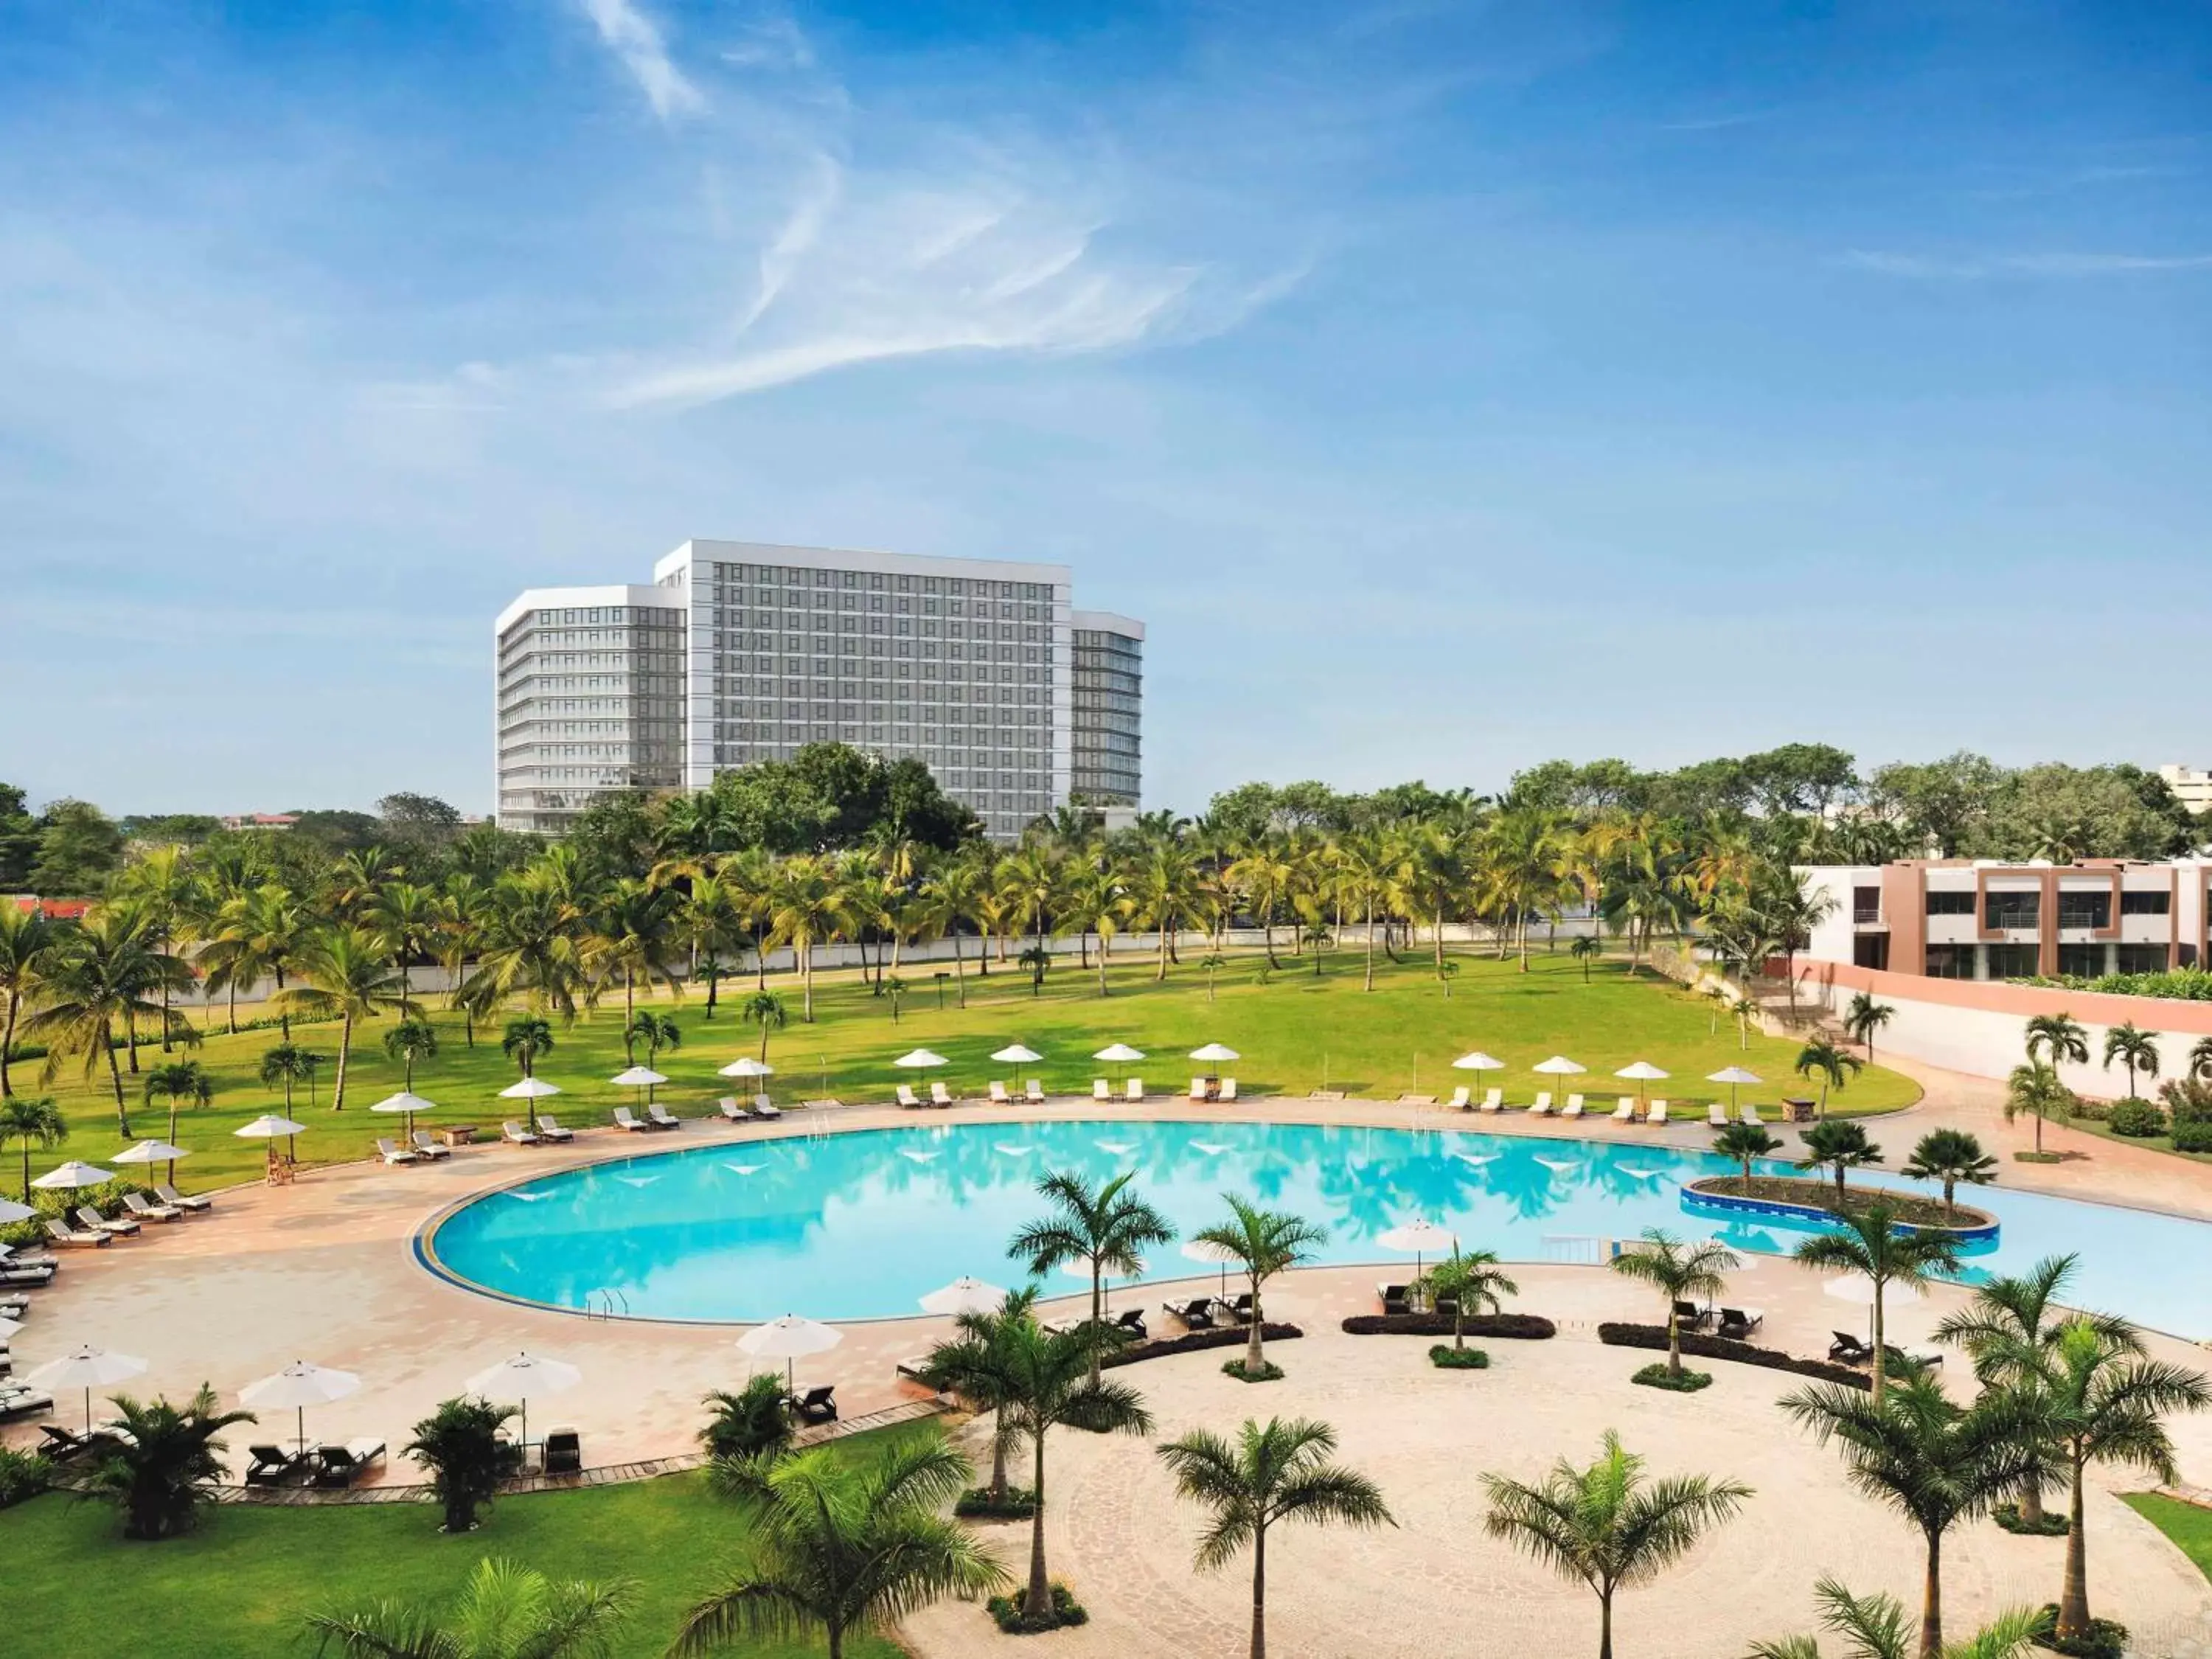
[1683,1176,1997,1239]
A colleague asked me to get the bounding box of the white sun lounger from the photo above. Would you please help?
[535,1115,574,1142]
[1220,1078,1238,1102]
[930,1081,956,1107]
[1448,1085,1470,1109]
[1189,1077,1208,1102]
[647,1103,683,1128]
[1026,1079,1046,1104]
[1093,1078,1110,1100]
[1648,1101,1669,1125]
[502,1120,540,1145]
[44,1218,108,1248]
[990,1080,1011,1104]
[718,1097,746,1121]
[122,1192,183,1222]
[1610,1098,1636,1122]
[1707,1102,1729,1127]
[1479,1088,1503,1112]
[375,1138,422,1166]
[1528,1092,1554,1116]
[410,1130,453,1160]
[752,1094,782,1119]
[1561,1093,1585,1118]
[1125,1077,1144,1102]
[612,1107,651,1133]
[1739,1103,1763,1126]
[156,1183,210,1213]
[896,1084,922,1110]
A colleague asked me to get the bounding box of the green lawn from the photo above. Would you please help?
[0,1470,909,1659]
[2126,1492,2212,1582]
[7,947,1918,1195]
[2056,1113,2212,1166]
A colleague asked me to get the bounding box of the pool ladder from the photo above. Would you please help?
[585,1288,630,1321]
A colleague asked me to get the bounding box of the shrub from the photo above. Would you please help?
[956,1485,1037,1520]
[406,1397,523,1534]
[1993,1501,2068,1537]
[700,1374,793,1462]
[85,1385,256,1540]
[1429,1345,1489,1370]
[0,1446,52,1509]
[2067,1097,2111,1124]
[1340,1312,1557,1340]
[2160,1079,2212,1151]
[1222,1357,1284,1383]
[1596,1323,1871,1389]
[2107,1098,2166,1138]
[987,1582,1088,1633]
[2174,1121,2212,1154]
[2032,1611,2127,1657]
[1099,1323,1302,1368]
[1631,1363,1712,1392]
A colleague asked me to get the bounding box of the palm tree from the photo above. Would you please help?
[456,869,593,1024]
[742,990,787,1062]
[435,874,491,1047]
[142,1060,213,1172]
[501,1015,554,1080]
[676,873,744,1023]
[0,1093,66,1201]
[86,1383,257,1540]
[1158,1416,1396,1659]
[2003,1062,2074,1155]
[585,878,684,1029]
[987,1314,1152,1627]
[920,855,986,1009]
[1198,952,1227,1001]
[271,927,418,1112]
[26,909,194,1137]
[1780,1374,2045,1659]
[2191,1033,2212,1084]
[1228,842,1295,969]
[1795,1038,1863,1118]
[305,1557,636,1658]
[1844,993,1896,1065]
[1609,1230,1738,1376]
[673,1433,1008,1658]
[1712,1121,1783,1189]
[1419,1248,1518,1352]
[1134,843,1198,984]
[1010,1170,1174,1382]
[1796,1120,1883,1203]
[699,1373,796,1464]
[2099,1020,2160,1102]
[381,1018,439,1092]
[1192,1196,1327,1377]
[259,1042,313,1114]
[111,844,201,1054]
[2023,1012,2089,1077]
[0,903,58,1099]
[1748,1573,2051,1659]
[1569,933,1603,981]
[765,856,848,1022]
[406,1397,524,1534]
[1792,1203,1962,1402]
[1481,1430,1750,1659]
[1067,867,1129,996]
[920,1287,1040,1507]
[627,1010,680,1085]
[1902,1130,1996,1219]
[366,880,442,1009]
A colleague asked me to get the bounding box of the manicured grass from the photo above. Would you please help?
[2126,1492,2212,1582]
[0,1470,909,1659]
[2059,1114,2212,1166]
[8,948,1918,1195]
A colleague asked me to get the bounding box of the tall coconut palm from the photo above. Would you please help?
[366,880,442,1010]
[0,1093,66,1201]
[1844,993,1896,1065]
[1781,1374,2044,1659]
[2098,1020,2160,1102]
[1228,841,1295,969]
[501,1015,553,1080]
[742,990,787,1063]
[2002,1062,2074,1156]
[1481,1430,1751,1659]
[0,902,57,1099]
[142,1060,213,1169]
[1158,1416,1396,1659]
[381,1018,439,1092]
[271,928,417,1113]
[1608,1230,1739,1376]
[1791,1203,1962,1402]
[1134,843,1200,983]
[1065,867,1130,996]
[1010,1170,1174,1382]
[1902,1130,1996,1220]
[1795,1038,1863,1118]
[1419,1248,1519,1352]
[920,1286,1040,1507]
[1748,1574,2051,1659]
[305,1557,637,1659]
[324,846,403,926]
[586,878,684,1028]
[2023,1012,2089,1077]
[457,871,593,1025]
[259,1043,313,1114]
[26,909,193,1137]
[678,873,743,1020]
[1192,1196,1327,1377]
[206,882,312,1039]
[111,844,201,1054]
[434,873,490,1047]
[920,854,987,1009]
[765,857,847,1022]
[674,1433,1006,1659]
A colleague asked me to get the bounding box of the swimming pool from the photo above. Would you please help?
[419,1119,2212,1336]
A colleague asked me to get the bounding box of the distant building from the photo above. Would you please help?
[218,813,299,831]
[2159,765,2212,815]
[1797,858,2212,980]
[495,540,1144,841]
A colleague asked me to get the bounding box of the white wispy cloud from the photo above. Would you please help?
[578,0,705,121]
[1846,248,2212,279]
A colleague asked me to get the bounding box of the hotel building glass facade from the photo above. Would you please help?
[1068,611,1144,807]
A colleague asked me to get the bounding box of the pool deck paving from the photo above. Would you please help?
[4,1086,2210,1653]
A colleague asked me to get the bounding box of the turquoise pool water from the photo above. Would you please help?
[420,1119,2212,1336]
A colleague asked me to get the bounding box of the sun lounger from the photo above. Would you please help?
[1189,1077,1208,1102]
[541,1426,582,1475]
[1899,1344,1946,1369]
[1739,1103,1763,1127]
[1026,1079,1046,1104]
[122,1192,184,1222]
[0,1385,52,1422]
[502,1120,540,1146]
[717,1097,746,1121]
[612,1107,650,1133]
[751,1095,782,1119]
[1479,1088,1503,1112]
[1717,1307,1764,1339]
[411,1130,453,1160]
[73,1205,138,1237]
[375,1138,422,1166]
[1829,1331,1874,1365]
[0,1243,56,1270]
[535,1115,574,1142]
[1,1265,53,1290]
[310,1439,386,1488]
[894,1354,940,1386]
[1707,1102,1729,1127]
[156,1182,210,1213]
[1672,1298,1713,1331]
[989,1079,1011,1104]
[1528,1091,1554,1115]
[1092,1078,1110,1100]
[787,1385,838,1425]
[1166,1297,1216,1330]
[243,1443,306,1486]
[647,1103,683,1129]
[1218,1293,1256,1325]
[1124,1077,1145,1102]
[896,1084,923,1109]
[44,1217,110,1248]
[1562,1093,1585,1118]
[1377,1281,1411,1315]
[1447,1085,1471,1110]
[1220,1078,1238,1102]
[1114,1307,1149,1340]
[1610,1098,1635,1122]
[930,1082,956,1108]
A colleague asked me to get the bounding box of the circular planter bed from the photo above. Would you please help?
[1631,1362,1713,1392]
[1683,1177,1998,1241]
[1221,1357,1285,1383]
[957,1486,1038,1520]
[989,1582,1088,1634]
[1428,1345,1489,1370]
[1993,1502,2068,1537]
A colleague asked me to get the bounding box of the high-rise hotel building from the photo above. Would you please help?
[495,540,1143,841]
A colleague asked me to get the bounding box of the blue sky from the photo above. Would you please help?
[2,0,2206,817]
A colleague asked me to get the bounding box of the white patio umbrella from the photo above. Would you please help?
[738,1315,844,1394]
[720,1057,775,1079]
[1614,1060,1669,1110]
[1093,1042,1145,1085]
[240,1359,363,1458]
[1377,1217,1460,1279]
[465,1350,582,1456]
[1451,1051,1506,1072]
[893,1048,949,1068]
[1189,1043,1239,1081]
[32,1160,114,1192]
[369,1091,438,1140]
[0,1197,33,1225]
[498,1077,562,1100]
[27,1343,147,1431]
[1707,1066,1763,1113]
[1180,1237,1240,1298]
[111,1139,190,1187]
[234,1113,308,1163]
[990,1044,1043,1090]
[1531,1055,1585,1085]
[917,1276,1007,1317]
[610,1065,667,1107]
